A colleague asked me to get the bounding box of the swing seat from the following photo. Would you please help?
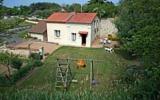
[76,59,86,69]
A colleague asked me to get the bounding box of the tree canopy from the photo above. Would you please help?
[0,0,118,18]
[116,0,160,99]
[84,0,117,18]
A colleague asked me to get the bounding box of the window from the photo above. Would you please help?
[71,33,76,41]
[54,30,60,37]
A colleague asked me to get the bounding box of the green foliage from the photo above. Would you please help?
[29,53,41,60]
[10,56,23,70]
[116,0,160,99]
[83,0,117,18]
[18,31,30,39]
[0,0,4,19]
[30,2,61,11]
[88,0,107,4]
[0,18,24,32]
[117,0,160,65]
[1,1,117,19]
[0,0,3,6]
[30,2,61,18]
[67,3,81,12]
[0,59,43,86]
[115,48,136,60]
[0,52,11,65]
[0,89,132,100]
[32,60,43,67]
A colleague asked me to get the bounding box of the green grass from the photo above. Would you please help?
[17,46,135,92]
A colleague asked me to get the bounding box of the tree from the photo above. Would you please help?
[88,0,107,4]
[117,0,160,66]
[116,0,160,99]
[0,53,11,76]
[0,0,3,6]
[29,2,61,18]
[69,3,82,12]
[30,2,61,12]
[84,0,117,18]
[19,6,31,15]
[0,0,4,18]
[10,56,22,70]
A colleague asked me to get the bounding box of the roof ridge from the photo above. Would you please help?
[66,12,75,22]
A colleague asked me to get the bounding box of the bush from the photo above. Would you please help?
[33,60,43,67]
[11,62,34,83]
[18,31,29,39]
[108,34,119,41]
[0,74,11,86]
[10,57,23,70]
[114,48,137,60]
[0,59,43,86]
[30,53,40,60]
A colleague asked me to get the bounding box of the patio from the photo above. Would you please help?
[7,41,60,57]
[92,37,119,48]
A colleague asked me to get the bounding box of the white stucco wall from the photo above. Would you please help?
[47,23,92,47]
[29,33,44,41]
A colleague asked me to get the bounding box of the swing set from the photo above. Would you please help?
[55,58,103,90]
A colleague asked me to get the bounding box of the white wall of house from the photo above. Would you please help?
[29,33,44,41]
[47,23,92,47]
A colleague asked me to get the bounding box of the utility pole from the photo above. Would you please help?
[81,3,83,13]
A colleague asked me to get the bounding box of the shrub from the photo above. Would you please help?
[10,57,23,70]
[108,34,112,40]
[30,53,40,60]
[18,31,31,39]
[0,59,43,86]
[11,62,34,83]
[108,34,119,41]
[33,60,43,67]
[114,48,137,60]
[0,74,11,86]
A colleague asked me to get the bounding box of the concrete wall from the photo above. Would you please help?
[29,33,44,41]
[47,23,92,47]
[0,48,30,57]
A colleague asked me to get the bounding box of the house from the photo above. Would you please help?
[29,20,47,41]
[29,12,100,47]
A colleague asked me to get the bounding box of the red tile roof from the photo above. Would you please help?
[68,13,97,24]
[47,12,73,23]
[29,20,46,34]
[46,12,97,24]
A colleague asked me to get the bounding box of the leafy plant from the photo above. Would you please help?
[10,57,23,70]
[29,53,40,60]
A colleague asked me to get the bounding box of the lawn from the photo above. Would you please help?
[17,46,135,92]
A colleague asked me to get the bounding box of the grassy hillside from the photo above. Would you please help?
[0,46,138,99]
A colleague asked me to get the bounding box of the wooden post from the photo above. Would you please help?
[28,43,31,56]
[90,59,94,89]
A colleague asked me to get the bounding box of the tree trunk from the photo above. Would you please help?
[7,64,11,77]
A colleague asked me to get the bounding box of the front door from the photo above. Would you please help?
[81,34,87,46]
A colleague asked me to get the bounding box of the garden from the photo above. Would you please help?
[0,46,139,99]
[0,52,43,86]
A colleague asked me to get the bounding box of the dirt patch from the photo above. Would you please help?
[0,64,16,75]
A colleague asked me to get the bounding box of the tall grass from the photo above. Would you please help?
[0,87,132,100]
